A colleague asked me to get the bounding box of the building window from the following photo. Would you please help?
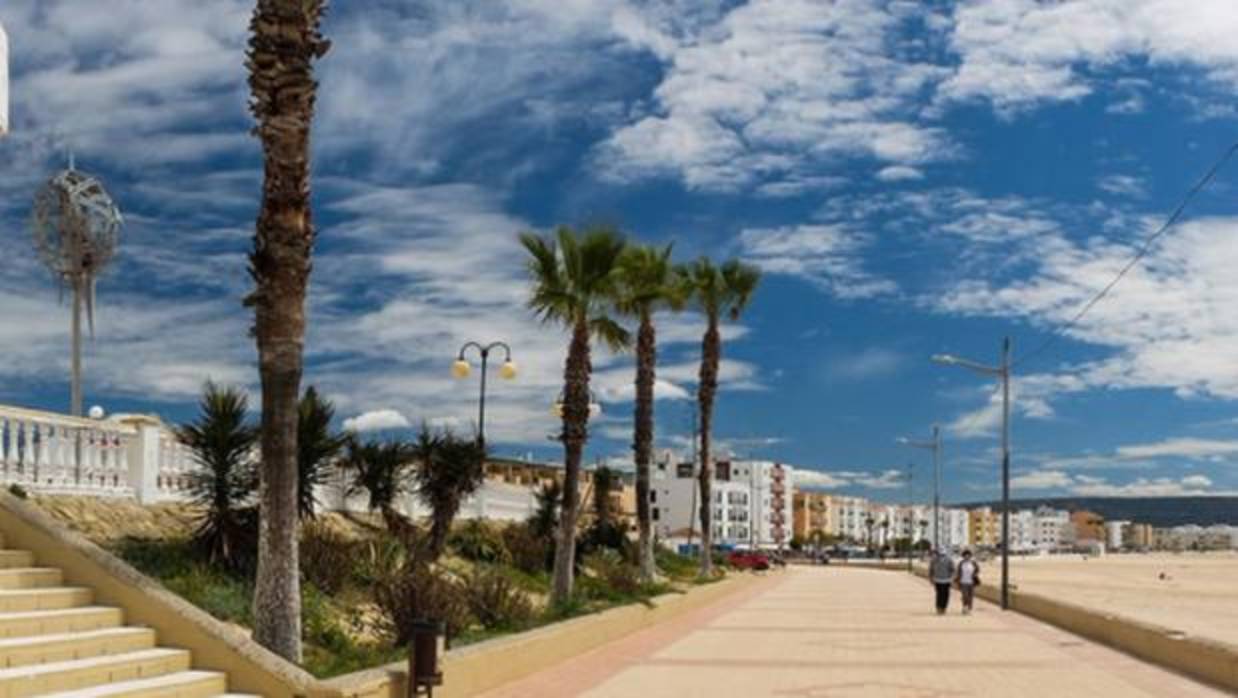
[650,490,657,503]
[652,508,660,521]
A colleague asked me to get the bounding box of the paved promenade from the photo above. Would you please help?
[478,566,1230,698]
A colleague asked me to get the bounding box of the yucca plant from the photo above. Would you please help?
[177,382,259,574]
[297,386,348,520]
[342,436,418,537]
[412,424,488,561]
[522,225,629,604]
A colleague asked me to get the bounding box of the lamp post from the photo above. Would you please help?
[452,341,516,446]
[898,426,942,551]
[932,337,1012,610]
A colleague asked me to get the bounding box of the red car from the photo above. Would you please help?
[727,550,771,571]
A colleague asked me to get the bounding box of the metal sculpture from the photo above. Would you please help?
[31,159,122,416]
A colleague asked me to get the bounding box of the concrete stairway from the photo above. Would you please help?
[0,534,256,697]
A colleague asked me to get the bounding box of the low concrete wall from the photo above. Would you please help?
[908,564,1238,692]
[318,574,764,698]
[0,490,316,697]
[0,491,763,698]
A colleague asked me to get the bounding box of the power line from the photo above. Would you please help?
[1013,140,1238,370]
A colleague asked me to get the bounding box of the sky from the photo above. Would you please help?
[2,0,1238,504]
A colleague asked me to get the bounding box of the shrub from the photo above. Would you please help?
[500,523,550,575]
[581,549,641,601]
[461,566,535,631]
[353,534,412,588]
[7,484,26,499]
[373,562,472,646]
[412,425,488,559]
[301,523,358,595]
[654,545,696,581]
[448,520,510,565]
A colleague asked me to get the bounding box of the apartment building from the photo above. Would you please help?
[969,507,1000,548]
[649,459,796,550]
[793,491,831,541]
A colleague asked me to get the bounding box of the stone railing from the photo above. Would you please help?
[0,404,194,504]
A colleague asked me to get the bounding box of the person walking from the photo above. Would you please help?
[930,548,955,615]
[955,549,980,615]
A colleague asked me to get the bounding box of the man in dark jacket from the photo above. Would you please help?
[929,548,955,615]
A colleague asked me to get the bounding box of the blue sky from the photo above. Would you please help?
[2,1,1238,503]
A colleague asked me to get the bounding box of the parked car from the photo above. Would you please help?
[727,550,771,571]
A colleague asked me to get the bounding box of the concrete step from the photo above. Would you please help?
[0,626,156,668]
[0,568,62,590]
[0,587,93,613]
[39,669,229,697]
[0,646,189,695]
[0,606,123,638]
[0,551,36,569]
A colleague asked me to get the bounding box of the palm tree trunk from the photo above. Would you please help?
[633,313,657,583]
[245,0,329,663]
[697,315,720,577]
[552,321,591,604]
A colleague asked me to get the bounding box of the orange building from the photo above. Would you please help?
[1070,510,1105,542]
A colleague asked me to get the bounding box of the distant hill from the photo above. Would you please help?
[956,496,1238,527]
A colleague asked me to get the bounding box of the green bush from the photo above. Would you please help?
[373,562,472,646]
[654,545,697,581]
[448,520,510,565]
[500,523,550,575]
[581,549,641,602]
[353,534,412,588]
[7,484,26,499]
[301,523,359,595]
[461,566,535,631]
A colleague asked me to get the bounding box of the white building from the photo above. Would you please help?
[833,496,871,543]
[650,459,795,551]
[1105,520,1130,550]
[923,507,970,551]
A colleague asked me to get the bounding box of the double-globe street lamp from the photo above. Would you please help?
[932,337,1012,610]
[898,426,942,551]
[452,341,517,446]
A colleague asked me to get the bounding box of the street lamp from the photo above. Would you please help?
[898,426,942,551]
[453,341,516,446]
[552,390,601,419]
[932,337,1012,610]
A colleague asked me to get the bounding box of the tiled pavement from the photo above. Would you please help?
[477,566,1233,698]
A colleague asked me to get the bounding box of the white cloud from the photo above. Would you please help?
[343,409,412,433]
[1011,468,1219,496]
[1116,438,1238,460]
[1012,469,1074,490]
[1097,174,1146,198]
[825,348,905,382]
[600,0,951,191]
[796,469,848,490]
[876,165,924,182]
[739,225,896,299]
[939,0,1238,113]
[938,217,1238,400]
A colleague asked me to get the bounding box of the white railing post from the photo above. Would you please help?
[127,423,162,504]
[19,419,33,484]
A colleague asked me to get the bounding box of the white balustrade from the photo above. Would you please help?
[0,404,183,501]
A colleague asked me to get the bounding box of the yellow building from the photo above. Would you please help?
[969,507,1000,548]
[793,491,831,541]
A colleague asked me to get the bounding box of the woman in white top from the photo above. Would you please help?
[954,549,981,614]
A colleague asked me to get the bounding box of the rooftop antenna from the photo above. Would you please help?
[31,156,122,416]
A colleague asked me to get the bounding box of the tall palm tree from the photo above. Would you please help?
[297,386,348,519]
[613,244,687,583]
[685,258,760,577]
[522,226,629,604]
[245,0,330,663]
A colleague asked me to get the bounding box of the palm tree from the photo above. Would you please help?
[685,258,761,576]
[411,424,488,560]
[865,516,876,553]
[613,243,687,583]
[522,225,629,604]
[297,386,348,520]
[177,382,259,573]
[591,466,618,526]
[245,0,331,663]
